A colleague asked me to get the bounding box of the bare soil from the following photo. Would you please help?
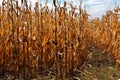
[0,48,120,80]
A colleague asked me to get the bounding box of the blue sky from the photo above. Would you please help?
[0,0,120,18]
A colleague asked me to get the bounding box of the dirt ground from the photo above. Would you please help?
[0,47,120,80]
[72,48,120,80]
[38,47,120,80]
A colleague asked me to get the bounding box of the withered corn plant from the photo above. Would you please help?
[1,0,120,79]
[0,0,89,79]
[83,8,120,69]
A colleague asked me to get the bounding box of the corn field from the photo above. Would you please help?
[0,0,120,79]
